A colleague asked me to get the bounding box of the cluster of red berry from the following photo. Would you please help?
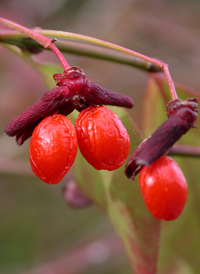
[29,106,130,184]
[29,106,188,221]
[4,67,198,221]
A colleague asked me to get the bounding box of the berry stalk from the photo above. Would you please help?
[0,17,69,70]
[38,30,178,100]
[0,19,178,100]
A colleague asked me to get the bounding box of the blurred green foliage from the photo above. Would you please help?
[1,1,200,274]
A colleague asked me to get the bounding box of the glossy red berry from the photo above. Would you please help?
[138,156,188,221]
[75,106,130,171]
[29,114,78,184]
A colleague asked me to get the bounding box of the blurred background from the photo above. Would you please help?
[1,0,200,273]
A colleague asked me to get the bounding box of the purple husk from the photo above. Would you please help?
[125,98,198,180]
[4,66,134,145]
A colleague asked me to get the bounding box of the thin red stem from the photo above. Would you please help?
[162,64,178,100]
[0,17,69,70]
[49,42,69,70]
[0,18,178,99]
[79,35,178,100]
[58,32,178,100]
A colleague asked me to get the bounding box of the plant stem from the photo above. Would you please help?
[49,42,69,70]
[0,21,178,100]
[0,36,163,73]
[0,17,69,70]
[39,30,178,100]
[162,64,177,100]
[169,145,200,158]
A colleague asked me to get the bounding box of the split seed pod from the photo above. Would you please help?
[125,98,198,180]
[4,66,133,145]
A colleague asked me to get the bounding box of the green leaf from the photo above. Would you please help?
[37,63,63,89]
[1,43,62,89]
[157,156,200,274]
[142,76,200,274]
[72,107,161,274]
[142,78,168,138]
[142,76,200,146]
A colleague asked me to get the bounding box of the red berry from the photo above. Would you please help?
[75,106,130,171]
[29,114,78,184]
[138,156,188,221]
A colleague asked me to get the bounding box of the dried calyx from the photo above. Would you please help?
[125,98,198,180]
[4,66,134,145]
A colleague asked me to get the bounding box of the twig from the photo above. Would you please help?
[169,145,200,158]
[0,17,69,70]
[0,19,178,100]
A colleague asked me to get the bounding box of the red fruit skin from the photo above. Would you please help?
[138,156,188,221]
[75,106,130,171]
[29,114,78,184]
